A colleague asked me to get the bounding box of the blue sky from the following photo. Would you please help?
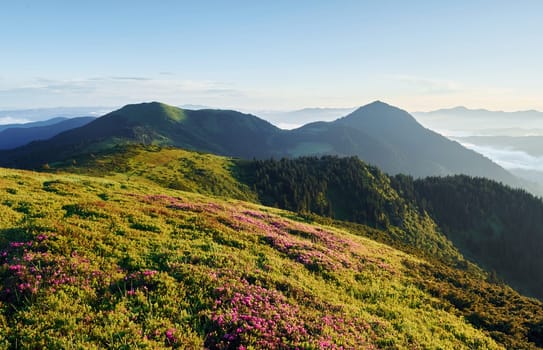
[1,0,542,111]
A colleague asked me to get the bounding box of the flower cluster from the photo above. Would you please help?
[0,236,102,302]
[206,277,380,349]
[121,269,160,295]
[207,279,309,349]
[229,211,354,273]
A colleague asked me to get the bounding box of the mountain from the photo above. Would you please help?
[236,153,543,301]
[0,102,280,168]
[272,101,522,189]
[0,101,524,191]
[0,117,68,132]
[56,144,543,301]
[2,146,543,348]
[0,117,95,149]
[327,102,521,185]
[236,155,463,264]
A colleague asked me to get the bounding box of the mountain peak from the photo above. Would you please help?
[367,100,390,107]
[107,101,185,124]
[347,100,408,116]
[338,101,416,127]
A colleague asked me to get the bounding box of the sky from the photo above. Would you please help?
[1,0,543,111]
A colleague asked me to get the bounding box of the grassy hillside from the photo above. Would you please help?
[1,148,543,348]
[54,147,463,265]
[0,167,517,349]
[53,146,543,301]
[54,144,257,202]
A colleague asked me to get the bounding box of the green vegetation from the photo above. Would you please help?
[56,144,257,202]
[237,156,463,264]
[0,167,505,349]
[391,174,543,300]
[0,102,280,169]
[234,154,543,304]
[1,146,543,348]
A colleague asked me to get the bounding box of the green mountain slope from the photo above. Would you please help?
[236,156,463,265]
[2,165,543,349]
[391,174,543,300]
[232,153,543,304]
[56,144,257,202]
[51,146,463,266]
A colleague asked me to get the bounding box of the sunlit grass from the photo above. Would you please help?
[0,166,504,349]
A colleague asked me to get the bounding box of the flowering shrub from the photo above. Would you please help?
[228,211,355,273]
[206,277,380,349]
[206,278,309,349]
[0,235,102,303]
[121,268,159,295]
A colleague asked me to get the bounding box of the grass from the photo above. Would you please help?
[0,147,542,349]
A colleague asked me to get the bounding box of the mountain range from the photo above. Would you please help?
[0,106,112,125]
[0,117,69,132]
[0,101,525,191]
[0,116,95,150]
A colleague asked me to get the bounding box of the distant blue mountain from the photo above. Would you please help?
[0,117,70,132]
[0,117,95,149]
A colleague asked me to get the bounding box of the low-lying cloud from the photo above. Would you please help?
[0,116,31,124]
[461,142,543,172]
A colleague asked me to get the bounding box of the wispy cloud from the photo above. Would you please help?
[109,76,153,81]
[0,76,246,109]
[391,75,461,95]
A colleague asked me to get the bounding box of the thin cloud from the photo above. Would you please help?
[0,77,246,109]
[391,75,461,94]
[109,76,153,81]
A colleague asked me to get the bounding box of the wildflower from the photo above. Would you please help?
[165,328,176,343]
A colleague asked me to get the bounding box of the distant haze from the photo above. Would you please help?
[411,107,543,188]
[412,107,543,137]
[0,107,114,125]
[257,107,356,129]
